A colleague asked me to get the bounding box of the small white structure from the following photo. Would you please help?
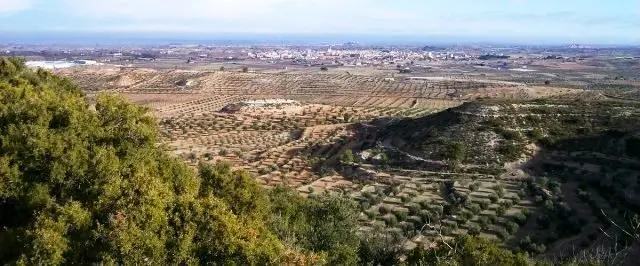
[26,61,77,69]
[26,60,100,69]
[73,60,98,65]
[221,99,301,113]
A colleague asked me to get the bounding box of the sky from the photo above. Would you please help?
[0,0,638,44]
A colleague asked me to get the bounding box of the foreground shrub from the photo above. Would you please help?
[407,236,530,266]
[0,59,288,264]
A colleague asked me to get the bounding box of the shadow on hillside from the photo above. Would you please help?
[299,123,378,171]
[515,130,640,259]
[521,130,640,210]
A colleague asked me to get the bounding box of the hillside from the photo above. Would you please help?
[381,98,640,167]
[359,96,640,259]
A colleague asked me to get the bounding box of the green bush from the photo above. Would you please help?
[488,214,498,224]
[493,184,506,198]
[514,212,528,225]
[445,141,467,162]
[500,129,522,141]
[340,149,355,164]
[496,205,507,216]
[469,204,482,214]
[462,210,475,220]
[358,227,404,266]
[511,194,521,203]
[400,195,411,203]
[385,216,398,227]
[489,193,500,203]
[431,205,444,215]
[479,200,491,210]
[498,141,524,160]
[407,236,529,265]
[469,182,481,191]
[500,200,514,209]
[395,212,408,222]
[529,128,544,140]
[496,228,510,240]
[450,222,459,231]
[360,201,371,211]
[517,189,527,199]
[467,224,481,236]
[506,221,519,234]
[362,191,373,199]
[478,216,489,229]
[0,60,289,264]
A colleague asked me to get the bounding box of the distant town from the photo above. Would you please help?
[5,42,639,75]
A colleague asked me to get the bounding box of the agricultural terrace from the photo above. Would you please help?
[58,67,595,255]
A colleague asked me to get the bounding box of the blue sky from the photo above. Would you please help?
[0,0,637,44]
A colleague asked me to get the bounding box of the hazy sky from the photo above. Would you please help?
[0,0,637,44]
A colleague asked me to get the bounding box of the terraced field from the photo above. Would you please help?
[352,98,640,256]
[59,67,580,109]
[60,66,606,258]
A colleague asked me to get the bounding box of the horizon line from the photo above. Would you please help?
[0,31,638,47]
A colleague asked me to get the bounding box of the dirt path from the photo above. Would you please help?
[381,138,447,166]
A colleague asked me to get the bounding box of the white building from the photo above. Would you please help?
[73,60,98,65]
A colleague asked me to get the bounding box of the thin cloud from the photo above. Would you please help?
[55,0,419,33]
[0,0,32,13]
[59,0,327,20]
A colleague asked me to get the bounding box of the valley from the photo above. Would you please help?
[58,63,640,261]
